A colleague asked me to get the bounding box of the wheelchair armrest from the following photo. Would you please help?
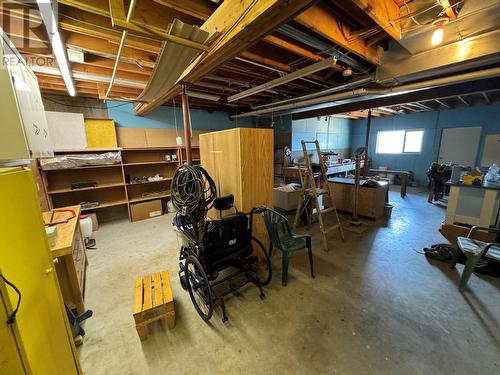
[467,226,500,238]
[479,242,500,258]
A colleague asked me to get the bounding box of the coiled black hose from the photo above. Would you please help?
[171,165,216,219]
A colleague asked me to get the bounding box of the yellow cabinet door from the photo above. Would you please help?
[0,271,30,374]
[0,168,81,374]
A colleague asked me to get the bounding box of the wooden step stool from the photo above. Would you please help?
[133,271,175,341]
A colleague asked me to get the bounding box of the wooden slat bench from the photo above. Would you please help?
[133,271,175,341]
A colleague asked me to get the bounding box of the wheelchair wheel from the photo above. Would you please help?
[251,237,272,286]
[185,255,213,321]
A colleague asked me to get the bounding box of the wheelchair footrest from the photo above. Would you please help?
[133,271,175,341]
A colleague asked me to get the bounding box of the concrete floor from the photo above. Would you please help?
[78,189,500,374]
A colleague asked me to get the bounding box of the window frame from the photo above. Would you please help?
[375,129,424,154]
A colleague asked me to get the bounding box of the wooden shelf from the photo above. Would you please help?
[126,178,172,186]
[122,147,179,151]
[48,182,124,194]
[129,193,170,203]
[44,164,122,171]
[123,161,178,166]
[54,148,122,153]
[81,200,128,211]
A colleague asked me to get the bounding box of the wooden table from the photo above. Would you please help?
[43,205,87,314]
[328,178,389,219]
[369,169,409,198]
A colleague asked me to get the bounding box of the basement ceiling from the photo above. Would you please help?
[2,0,500,118]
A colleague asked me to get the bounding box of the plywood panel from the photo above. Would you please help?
[45,111,87,150]
[84,119,118,148]
[145,128,178,147]
[200,128,273,248]
[239,128,273,247]
[117,128,147,148]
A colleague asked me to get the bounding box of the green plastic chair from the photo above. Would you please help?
[262,208,314,286]
[451,226,500,291]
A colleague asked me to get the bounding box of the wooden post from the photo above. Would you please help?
[362,109,372,179]
[181,87,192,165]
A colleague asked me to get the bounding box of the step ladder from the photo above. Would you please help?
[293,140,344,251]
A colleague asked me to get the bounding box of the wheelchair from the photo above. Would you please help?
[175,194,272,322]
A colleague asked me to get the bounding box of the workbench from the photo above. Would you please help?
[444,180,500,227]
[328,178,389,219]
[43,205,88,315]
[282,162,359,179]
[369,169,409,198]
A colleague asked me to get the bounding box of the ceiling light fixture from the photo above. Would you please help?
[431,28,444,46]
[185,90,221,101]
[36,0,75,96]
[342,67,353,77]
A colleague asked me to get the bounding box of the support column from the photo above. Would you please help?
[181,86,192,165]
[362,109,372,179]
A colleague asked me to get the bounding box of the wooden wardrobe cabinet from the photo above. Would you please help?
[199,128,274,247]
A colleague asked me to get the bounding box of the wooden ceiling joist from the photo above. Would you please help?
[295,3,382,65]
[134,0,317,115]
[63,32,157,67]
[348,0,401,40]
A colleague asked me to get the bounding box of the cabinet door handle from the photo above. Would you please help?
[45,267,54,274]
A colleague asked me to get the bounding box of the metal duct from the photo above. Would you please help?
[137,19,212,102]
[250,76,373,110]
[232,66,500,118]
[278,24,369,72]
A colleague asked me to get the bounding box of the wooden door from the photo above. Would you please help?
[0,168,81,374]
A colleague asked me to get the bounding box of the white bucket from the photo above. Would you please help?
[80,216,93,238]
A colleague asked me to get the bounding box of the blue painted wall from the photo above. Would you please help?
[350,103,500,185]
[107,101,254,130]
[292,116,351,151]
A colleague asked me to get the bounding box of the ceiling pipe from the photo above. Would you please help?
[231,66,500,118]
[105,0,137,99]
[227,57,337,102]
[234,57,328,88]
[250,76,374,110]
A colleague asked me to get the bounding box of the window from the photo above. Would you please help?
[376,130,423,154]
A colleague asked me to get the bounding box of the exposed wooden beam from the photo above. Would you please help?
[58,0,201,28]
[295,3,382,65]
[135,0,316,115]
[438,0,457,21]
[63,32,157,67]
[264,35,331,65]
[349,0,401,40]
[108,0,126,27]
[153,0,215,20]
[153,0,323,65]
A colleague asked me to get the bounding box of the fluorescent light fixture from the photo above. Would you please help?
[37,0,75,96]
[431,28,444,46]
[186,90,221,101]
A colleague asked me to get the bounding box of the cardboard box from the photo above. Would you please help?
[273,188,301,211]
[130,200,163,222]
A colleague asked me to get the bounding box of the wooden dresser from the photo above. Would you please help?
[42,205,88,314]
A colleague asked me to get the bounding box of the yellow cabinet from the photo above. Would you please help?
[200,128,273,247]
[0,168,81,374]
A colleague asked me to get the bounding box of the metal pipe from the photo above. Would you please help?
[363,110,372,179]
[234,57,328,88]
[232,66,500,118]
[105,0,137,99]
[182,87,192,165]
[228,57,337,102]
[251,76,373,110]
